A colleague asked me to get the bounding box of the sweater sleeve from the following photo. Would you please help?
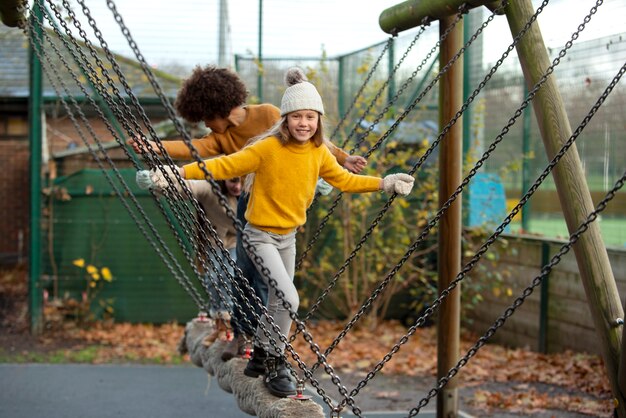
[319,147,381,193]
[161,133,222,160]
[182,144,262,181]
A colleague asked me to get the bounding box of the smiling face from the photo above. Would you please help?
[225,177,242,197]
[286,110,319,143]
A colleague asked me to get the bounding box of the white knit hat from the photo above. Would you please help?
[280,67,325,116]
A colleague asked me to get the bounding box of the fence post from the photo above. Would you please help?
[538,241,550,353]
[28,5,44,335]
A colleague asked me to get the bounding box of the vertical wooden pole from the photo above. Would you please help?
[505,2,624,416]
[437,14,463,418]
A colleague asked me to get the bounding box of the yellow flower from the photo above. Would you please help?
[101,267,113,282]
[89,281,97,288]
[91,273,100,281]
[73,259,85,268]
[86,265,97,274]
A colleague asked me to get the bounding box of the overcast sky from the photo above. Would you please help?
[57,0,625,73]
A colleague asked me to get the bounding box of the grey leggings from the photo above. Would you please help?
[244,224,298,356]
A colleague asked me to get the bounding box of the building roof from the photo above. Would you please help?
[0,23,181,100]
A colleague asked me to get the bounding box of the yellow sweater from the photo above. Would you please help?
[183,137,382,234]
[161,104,349,165]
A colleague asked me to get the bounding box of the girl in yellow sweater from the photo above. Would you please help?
[153,68,414,397]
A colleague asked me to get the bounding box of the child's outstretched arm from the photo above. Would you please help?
[127,132,223,160]
[320,149,414,196]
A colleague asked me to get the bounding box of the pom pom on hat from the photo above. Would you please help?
[280,67,324,116]
[284,67,308,86]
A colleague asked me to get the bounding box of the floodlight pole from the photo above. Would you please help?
[505,2,624,416]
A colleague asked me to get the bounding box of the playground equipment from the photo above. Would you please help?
[3,0,624,416]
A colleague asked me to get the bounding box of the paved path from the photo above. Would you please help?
[0,363,249,418]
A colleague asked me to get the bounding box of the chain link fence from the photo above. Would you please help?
[235,3,626,247]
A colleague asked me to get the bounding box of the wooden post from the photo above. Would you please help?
[437,14,463,418]
[505,1,625,416]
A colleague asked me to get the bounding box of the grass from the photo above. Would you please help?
[508,217,626,248]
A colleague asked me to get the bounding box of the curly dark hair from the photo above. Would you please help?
[174,66,247,123]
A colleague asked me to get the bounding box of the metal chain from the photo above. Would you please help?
[329,36,394,144]
[328,1,601,401]
[91,0,365,409]
[30,1,212,310]
[66,0,254,320]
[36,1,310,380]
[296,4,489,271]
[41,0,221,310]
[294,2,510,333]
[56,0,294,349]
[354,50,623,411]
[409,166,626,416]
[303,24,429,225]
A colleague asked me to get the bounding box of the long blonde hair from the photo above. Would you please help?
[243,113,325,193]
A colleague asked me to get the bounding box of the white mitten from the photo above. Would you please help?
[135,166,180,190]
[150,165,180,190]
[315,178,333,196]
[135,170,154,190]
[382,173,414,196]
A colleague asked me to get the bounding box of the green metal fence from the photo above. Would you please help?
[40,3,626,324]
[235,5,626,248]
[42,169,199,323]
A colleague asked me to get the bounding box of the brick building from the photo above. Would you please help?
[0,23,182,265]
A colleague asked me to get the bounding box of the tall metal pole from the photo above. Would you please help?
[437,14,463,418]
[218,0,229,67]
[505,2,624,416]
[28,4,44,335]
[256,0,263,102]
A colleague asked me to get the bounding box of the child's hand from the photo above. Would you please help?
[135,166,182,190]
[127,137,160,155]
[382,173,414,196]
[343,155,367,173]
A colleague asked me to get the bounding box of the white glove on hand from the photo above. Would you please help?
[135,170,154,190]
[382,173,414,196]
[315,178,333,196]
[135,166,180,190]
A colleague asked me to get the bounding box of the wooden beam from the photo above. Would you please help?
[504,1,625,416]
[379,0,504,34]
[436,14,463,418]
